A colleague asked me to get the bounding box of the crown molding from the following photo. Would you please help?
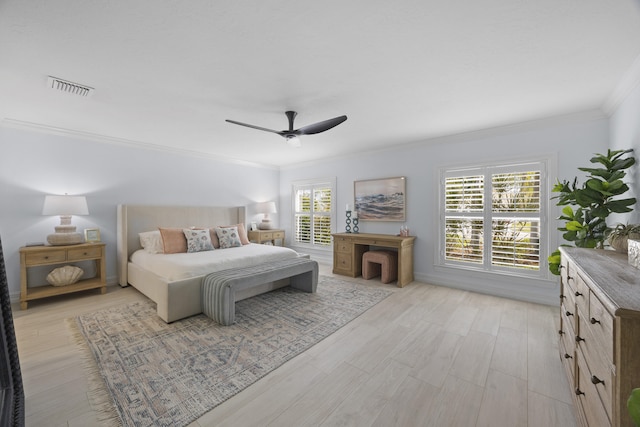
[603,53,640,115]
[0,118,279,170]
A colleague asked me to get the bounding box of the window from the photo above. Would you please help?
[440,161,547,277]
[292,178,336,248]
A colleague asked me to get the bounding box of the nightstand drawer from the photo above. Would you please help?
[272,231,284,239]
[25,250,66,265]
[260,232,273,240]
[68,246,102,260]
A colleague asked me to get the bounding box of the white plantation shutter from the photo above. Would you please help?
[292,179,335,248]
[491,171,541,270]
[444,175,485,263]
[441,163,546,277]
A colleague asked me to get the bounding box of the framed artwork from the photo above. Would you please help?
[84,228,101,243]
[354,176,406,221]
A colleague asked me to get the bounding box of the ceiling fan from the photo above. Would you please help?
[225,111,347,147]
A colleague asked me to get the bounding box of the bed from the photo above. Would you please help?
[117,205,299,322]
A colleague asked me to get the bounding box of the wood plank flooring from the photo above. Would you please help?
[12,264,577,426]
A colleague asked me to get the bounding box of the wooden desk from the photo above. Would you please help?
[332,233,416,287]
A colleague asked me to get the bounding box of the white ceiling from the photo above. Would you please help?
[1,1,640,167]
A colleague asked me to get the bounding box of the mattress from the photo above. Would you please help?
[129,243,299,281]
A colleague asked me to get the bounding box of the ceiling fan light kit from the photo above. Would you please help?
[226,110,347,147]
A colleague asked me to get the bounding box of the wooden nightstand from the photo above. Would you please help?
[19,243,107,309]
[247,229,285,246]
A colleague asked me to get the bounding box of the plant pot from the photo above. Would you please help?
[609,233,640,253]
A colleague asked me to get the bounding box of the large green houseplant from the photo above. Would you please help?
[548,149,636,275]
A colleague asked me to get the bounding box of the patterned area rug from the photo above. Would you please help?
[70,276,392,427]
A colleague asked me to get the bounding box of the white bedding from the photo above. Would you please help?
[130,243,299,281]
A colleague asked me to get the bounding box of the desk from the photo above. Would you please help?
[332,233,416,287]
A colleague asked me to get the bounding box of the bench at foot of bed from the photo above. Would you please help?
[201,257,318,325]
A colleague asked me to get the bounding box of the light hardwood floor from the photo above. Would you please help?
[12,263,577,427]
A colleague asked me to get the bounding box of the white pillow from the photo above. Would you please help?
[139,230,164,254]
[182,228,214,253]
[215,226,243,249]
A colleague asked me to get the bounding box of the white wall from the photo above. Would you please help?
[609,80,640,224]
[280,114,609,305]
[0,126,280,300]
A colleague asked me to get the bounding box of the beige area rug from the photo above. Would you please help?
[70,275,392,427]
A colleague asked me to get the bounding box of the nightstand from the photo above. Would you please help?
[247,229,285,246]
[19,243,107,309]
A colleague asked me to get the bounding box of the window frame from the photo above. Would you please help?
[438,159,550,279]
[291,177,336,251]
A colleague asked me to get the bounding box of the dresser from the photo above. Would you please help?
[20,243,107,309]
[332,233,416,287]
[559,247,640,427]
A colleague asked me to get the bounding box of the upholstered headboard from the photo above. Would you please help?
[116,205,246,286]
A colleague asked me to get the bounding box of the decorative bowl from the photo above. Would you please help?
[46,265,84,286]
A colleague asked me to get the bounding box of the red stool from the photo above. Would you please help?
[362,250,398,284]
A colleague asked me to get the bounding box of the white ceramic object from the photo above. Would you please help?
[46,265,84,286]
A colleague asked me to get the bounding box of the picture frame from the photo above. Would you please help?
[84,228,101,243]
[250,222,258,231]
[354,176,406,221]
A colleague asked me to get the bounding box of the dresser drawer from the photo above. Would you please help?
[260,232,273,240]
[272,231,284,239]
[559,332,575,378]
[561,301,577,340]
[25,250,66,265]
[573,273,590,318]
[68,246,102,260]
[578,315,614,421]
[577,350,611,426]
[588,292,614,362]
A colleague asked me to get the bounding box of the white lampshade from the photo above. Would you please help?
[42,195,89,216]
[254,201,277,214]
[42,195,89,245]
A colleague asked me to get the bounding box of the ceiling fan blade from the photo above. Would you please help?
[225,119,282,135]
[296,115,348,135]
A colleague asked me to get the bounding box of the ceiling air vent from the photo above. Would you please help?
[47,76,94,97]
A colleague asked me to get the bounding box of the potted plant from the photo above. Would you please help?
[607,223,640,253]
[629,388,640,426]
[548,149,636,275]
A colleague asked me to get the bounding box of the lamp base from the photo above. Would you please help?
[47,232,84,246]
[258,220,272,230]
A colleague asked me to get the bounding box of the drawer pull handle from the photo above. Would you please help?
[560,294,565,300]
[591,375,605,386]
[567,275,573,281]
[575,388,584,396]
[590,317,601,325]
[83,252,88,255]
[564,353,573,359]
[565,310,573,317]
[558,329,565,335]
[574,291,583,297]
[558,265,564,270]
[575,335,585,343]
[44,256,49,259]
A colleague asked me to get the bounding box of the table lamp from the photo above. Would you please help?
[254,201,277,230]
[42,195,89,245]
